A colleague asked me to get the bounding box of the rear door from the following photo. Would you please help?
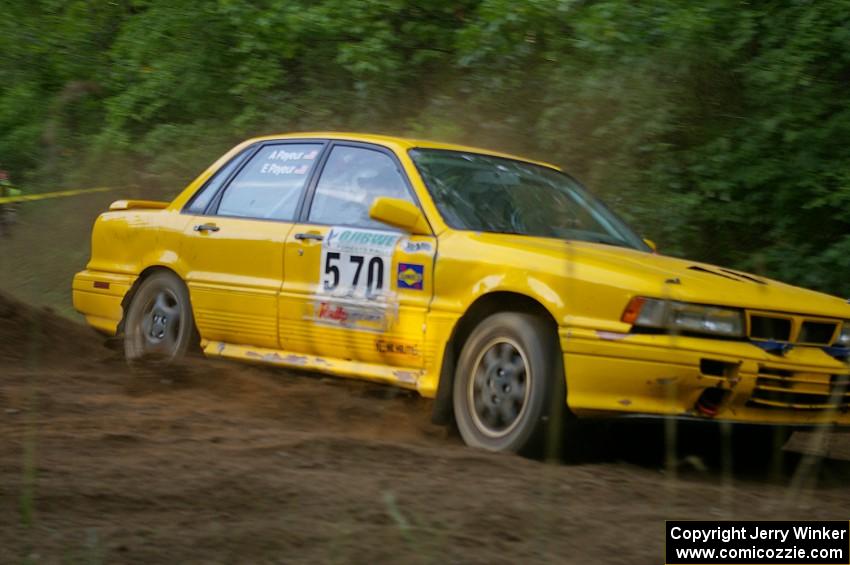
[180,141,325,348]
[278,142,436,374]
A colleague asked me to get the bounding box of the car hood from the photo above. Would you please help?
[509,236,850,319]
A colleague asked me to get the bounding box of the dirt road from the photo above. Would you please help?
[1,291,849,564]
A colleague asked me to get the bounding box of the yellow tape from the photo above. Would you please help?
[0,186,114,205]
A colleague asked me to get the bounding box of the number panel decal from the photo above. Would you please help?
[318,228,400,299]
[310,227,401,332]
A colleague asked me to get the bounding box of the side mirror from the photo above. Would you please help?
[369,197,431,235]
[643,238,658,253]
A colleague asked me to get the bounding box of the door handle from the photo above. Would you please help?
[194,223,220,233]
[294,232,323,241]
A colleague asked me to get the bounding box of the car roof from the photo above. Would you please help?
[245,132,562,170]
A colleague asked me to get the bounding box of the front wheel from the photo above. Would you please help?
[452,312,564,453]
[124,271,198,366]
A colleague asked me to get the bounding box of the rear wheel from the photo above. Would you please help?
[124,271,198,366]
[452,312,565,453]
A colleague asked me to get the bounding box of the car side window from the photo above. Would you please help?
[185,149,250,215]
[216,143,322,221]
[308,145,413,229]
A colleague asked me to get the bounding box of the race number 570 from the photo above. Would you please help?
[323,252,385,295]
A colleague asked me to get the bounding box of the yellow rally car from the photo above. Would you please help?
[73,133,850,452]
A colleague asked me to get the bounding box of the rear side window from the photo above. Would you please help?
[185,149,249,215]
[216,143,322,221]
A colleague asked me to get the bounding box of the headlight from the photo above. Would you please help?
[836,322,850,347]
[621,297,745,338]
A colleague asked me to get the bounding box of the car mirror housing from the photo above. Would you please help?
[369,197,431,235]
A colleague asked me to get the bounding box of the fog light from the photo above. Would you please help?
[695,388,728,416]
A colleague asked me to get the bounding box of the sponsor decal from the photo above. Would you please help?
[309,299,393,332]
[397,263,424,290]
[376,339,420,357]
[325,228,399,256]
[401,239,433,254]
[316,302,384,324]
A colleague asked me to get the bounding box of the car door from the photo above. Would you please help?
[278,142,436,375]
[180,141,326,348]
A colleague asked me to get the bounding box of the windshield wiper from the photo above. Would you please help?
[567,232,632,249]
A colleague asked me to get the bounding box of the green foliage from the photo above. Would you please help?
[2,0,849,295]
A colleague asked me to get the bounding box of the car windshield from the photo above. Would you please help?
[409,149,648,250]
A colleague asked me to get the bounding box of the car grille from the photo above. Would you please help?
[749,315,792,341]
[799,321,839,344]
[747,312,839,346]
[749,366,850,411]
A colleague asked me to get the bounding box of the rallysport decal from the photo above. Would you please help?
[397,263,424,290]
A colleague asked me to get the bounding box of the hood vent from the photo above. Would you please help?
[687,266,767,285]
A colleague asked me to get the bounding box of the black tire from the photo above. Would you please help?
[124,271,198,366]
[452,312,565,453]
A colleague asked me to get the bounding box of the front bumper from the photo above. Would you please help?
[560,327,850,427]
